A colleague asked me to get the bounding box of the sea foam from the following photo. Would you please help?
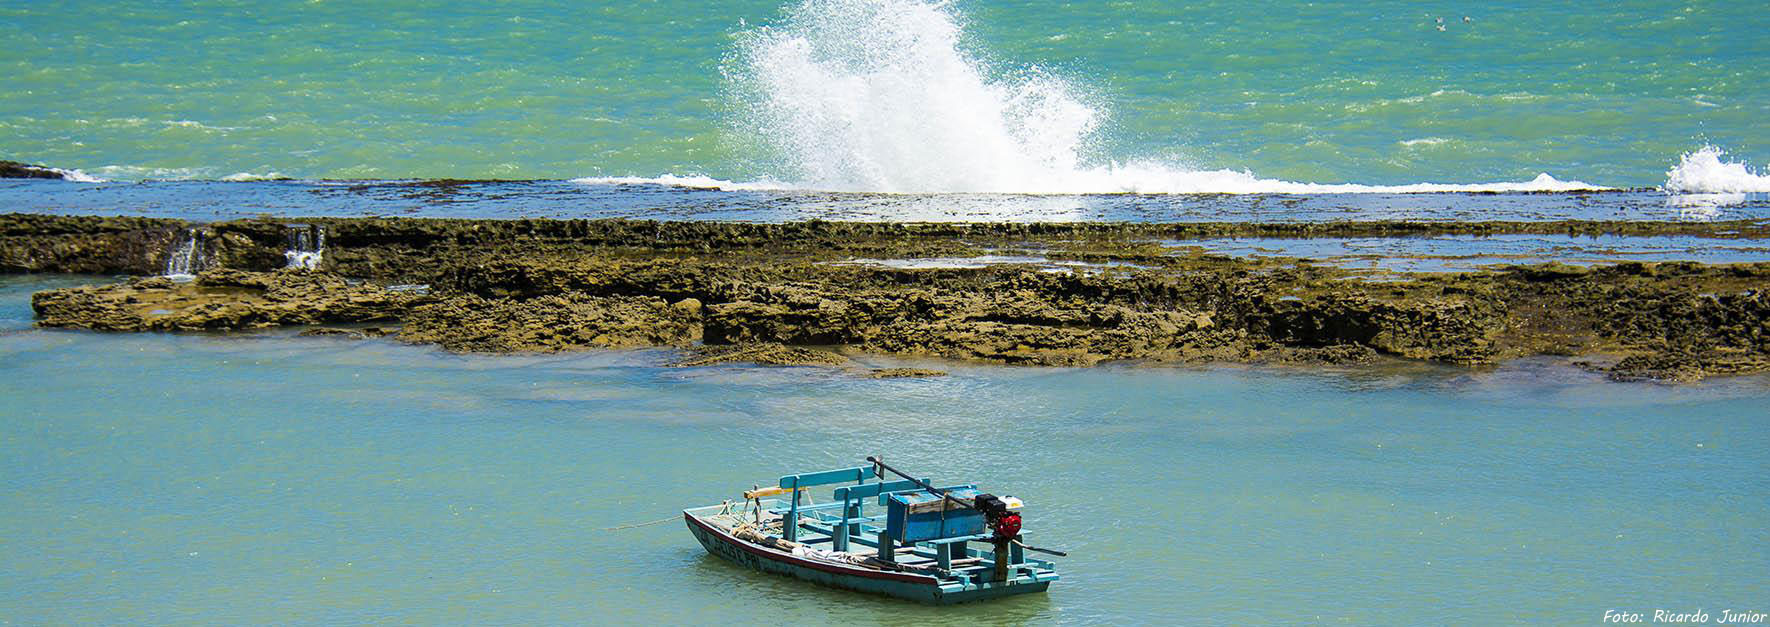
[220,171,290,182]
[567,174,789,191]
[704,0,1606,195]
[46,167,106,183]
[1663,145,1770,193]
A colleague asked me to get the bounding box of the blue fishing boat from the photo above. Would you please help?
[683,456,1062,604]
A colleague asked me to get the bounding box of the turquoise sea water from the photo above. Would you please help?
[3,275,1768,623]
[4,0,1768,189]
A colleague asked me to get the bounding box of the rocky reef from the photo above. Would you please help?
[5,213,1767,380]
[0,160,67,180]
[33,269,425,332]
[1,215,190,274]
[402,292,702,352]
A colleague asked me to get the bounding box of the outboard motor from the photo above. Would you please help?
[973,493,1023,582]
[973,493,1021,540]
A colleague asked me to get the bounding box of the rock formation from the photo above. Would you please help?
[32,269,428,331]
[6,214,1767,380]
[0,160,66,179]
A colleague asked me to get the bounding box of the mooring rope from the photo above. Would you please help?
[600,515,680,531]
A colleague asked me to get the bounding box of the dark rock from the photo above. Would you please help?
[0,160,65,179]
[672,343,849,367]
[1265,344,1379,365]
[299,327,367,339]
[1507,262,1593,281]
[865,368,948,378]
[1,214,189,274]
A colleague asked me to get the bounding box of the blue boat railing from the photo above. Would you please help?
[760,465,1006,566]
[830,479,922,551]
[777,465,878,542]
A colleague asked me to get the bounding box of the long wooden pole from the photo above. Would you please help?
[865,456,974,509]
[866,456,1071,558]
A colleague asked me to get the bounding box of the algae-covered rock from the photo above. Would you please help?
[1264,344,1379,365]
[865,368,949,378]
[299,327,369,339]
[672,343,850,367]
[400,292,702,353]
[9,213,1770,381]
[1,214,190,274]
[671,298,703,315]
[1507,262,1593,281]
[32,269,426,331]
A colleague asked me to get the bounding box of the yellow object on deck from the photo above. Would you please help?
[743,485,810,499]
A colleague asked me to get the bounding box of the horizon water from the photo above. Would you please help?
[1,276,1767,624]
[3,0,1770,193]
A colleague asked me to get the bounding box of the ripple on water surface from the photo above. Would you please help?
[4,178,1769,223]
[1,299,1767,623]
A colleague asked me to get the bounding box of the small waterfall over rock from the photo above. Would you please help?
[163,229,209,279]
[285,224,325,270]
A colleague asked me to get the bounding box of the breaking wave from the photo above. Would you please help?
[567,174,789,191]
[573,171,1600,194]
[701,0,1605,195]
[220,171,291,182]
[1663,145,1770,193]
[46,167,106,183]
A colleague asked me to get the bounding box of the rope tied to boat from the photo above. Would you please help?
[608,499,744,531]
[600,515,681,531]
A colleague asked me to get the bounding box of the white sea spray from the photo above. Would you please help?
[697,0,1607,195]
[1664,145,1770,193]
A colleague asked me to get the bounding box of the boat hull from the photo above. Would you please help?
[684,512,1050,604]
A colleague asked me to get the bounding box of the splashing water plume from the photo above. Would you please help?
[722,0,1603,195]
[1664,146,1770,193]
[730,0,1100,193]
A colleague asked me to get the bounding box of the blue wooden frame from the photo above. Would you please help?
[830,479,924,551]
[778,465,878,541]
[762,467,990,565]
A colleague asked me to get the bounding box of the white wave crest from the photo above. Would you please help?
[163,119,241,132]
[568,174,791,191]
[577,169,1601,195]
[220,171,290,181]
[1046,168,1601,194]
[1663,145,1770,193]
[46,167,106,183]
[719,0,1605,195]
[89,165,212,181]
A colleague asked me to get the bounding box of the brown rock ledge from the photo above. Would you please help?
[9,214,1768,381]
[32,269,427,331]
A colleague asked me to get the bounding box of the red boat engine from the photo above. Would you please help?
[973,493,1020,540]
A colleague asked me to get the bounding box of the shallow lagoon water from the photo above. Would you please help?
[2,275,1766,624]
